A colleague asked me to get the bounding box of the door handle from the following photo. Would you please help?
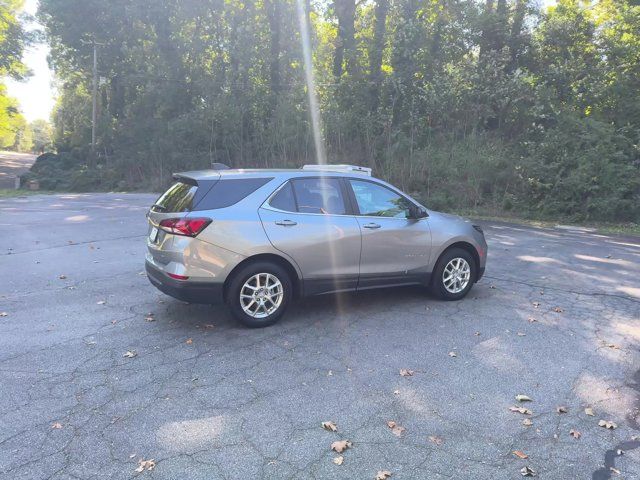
[275,219,297,226]
[363,222,381,229]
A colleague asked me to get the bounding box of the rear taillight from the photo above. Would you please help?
[158,217,211,237]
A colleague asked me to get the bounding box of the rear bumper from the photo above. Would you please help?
[145,260,224,304]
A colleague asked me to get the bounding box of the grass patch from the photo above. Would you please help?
[450,208,640,237]
[0,189,56,198]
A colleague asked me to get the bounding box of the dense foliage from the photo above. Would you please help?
[0,0,30,149]
[36,0,640,221]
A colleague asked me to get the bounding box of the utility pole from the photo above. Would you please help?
[91,42,98,151]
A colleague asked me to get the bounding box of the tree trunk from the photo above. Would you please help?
[264,0,281,110]
[508,0,527,72]
[333,0,357,78]
[369,0,389,109]
[479,0,495,63]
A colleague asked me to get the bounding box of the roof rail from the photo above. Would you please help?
[302,164,372,176]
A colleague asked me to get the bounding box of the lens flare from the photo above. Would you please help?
[296,0,326,165]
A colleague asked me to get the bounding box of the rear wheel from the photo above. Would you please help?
[431,248,476,300]
[227,261,292,327]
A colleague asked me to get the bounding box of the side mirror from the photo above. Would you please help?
[409,205,429,219]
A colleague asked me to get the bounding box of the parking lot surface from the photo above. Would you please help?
[1,193,639,479]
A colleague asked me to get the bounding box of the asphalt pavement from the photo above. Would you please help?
[0,193,639,479]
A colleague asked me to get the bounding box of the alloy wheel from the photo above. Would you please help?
[239,272,283,318]
[442,257,471,294]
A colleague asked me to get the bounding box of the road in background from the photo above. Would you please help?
[0,151,37,189]
[0,193,639,479]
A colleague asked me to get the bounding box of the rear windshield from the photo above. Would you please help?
[152,177,272,213]
[153,181,197,213]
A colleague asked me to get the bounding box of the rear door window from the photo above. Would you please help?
[292,178,347,215]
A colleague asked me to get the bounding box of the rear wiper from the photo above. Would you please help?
[151,204,167,211]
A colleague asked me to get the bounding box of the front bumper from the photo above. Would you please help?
[477,266,486,281]
[145,260,224,304]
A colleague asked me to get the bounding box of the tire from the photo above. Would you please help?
[430,248,476,300]
[226,261,292,328]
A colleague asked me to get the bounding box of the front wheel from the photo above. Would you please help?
[431,248,476,300]
[227,262,292,327]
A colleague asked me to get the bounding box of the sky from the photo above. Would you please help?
[4,0,558,124]
[4,0,54,122]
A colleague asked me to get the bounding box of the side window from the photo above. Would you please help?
[349,180,412,218]
[269,181,297,212]
[292,178,346,215]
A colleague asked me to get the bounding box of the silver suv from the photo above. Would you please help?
[146,165,487,327]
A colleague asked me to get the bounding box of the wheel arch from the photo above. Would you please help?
[223,253,302,302]
[435,241,481,281]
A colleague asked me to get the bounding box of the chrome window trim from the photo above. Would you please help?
[260,175,429,221]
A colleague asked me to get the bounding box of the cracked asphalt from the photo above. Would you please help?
[1,193,639,480]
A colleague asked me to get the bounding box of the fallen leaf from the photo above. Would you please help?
[58,274,67,279]
[521,466,536,476]
[448,351,457,357]
[203,324,215,330]
[610,467,620,475]
[385,420,406,436]
[604,342,620,350]
[393,389,400,395]
[527,317,537,323]
[375,471,392,480]
[557,406,568,414]
[553,307,563,313]
[97,300,106,305]
[517,332,526,337]
[474,331,481,336]
[123,350,137,358]
[134,459,156,473]
[513,450,528,459]
[516,395,532,402]
[138,271,146,276]
[428,435,444,446]
[584,407,595,416]
[522,418,533,427]
[490,285,496,289]
[333,456,344,465]
[532,302,540,308]
[399,369,414,377]
[51,422,63,429]
[0,312,7,317]
[144,313,155,322]
[598,420,617,429]
[185,338,193,345]
[509,406,532,415]
[322,421,338,432]
[569,429,581,439]
[331,440,352,453]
